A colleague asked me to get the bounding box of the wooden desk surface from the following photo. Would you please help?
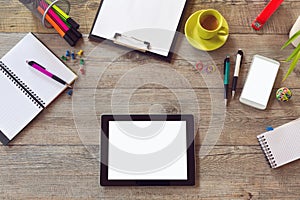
[1,0,300,199]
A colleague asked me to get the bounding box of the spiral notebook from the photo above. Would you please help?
[257,118,300,168]
[0,32,77,145]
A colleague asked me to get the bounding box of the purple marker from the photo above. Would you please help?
[26,60,71,88]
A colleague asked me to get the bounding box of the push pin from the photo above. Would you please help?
[61,55,68,61]
[266,126,274,131]
[71,51,76,60]
[77,49,84,57]
[79,66,85,75]
[66,50,70,57]
[80,59,85,65]
[67,89,73,96]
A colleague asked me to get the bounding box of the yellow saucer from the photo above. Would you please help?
[184,10,229,51]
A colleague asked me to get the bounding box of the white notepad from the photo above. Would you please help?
[240,55,280,110]
[257,118,300,168]
[0,33,77,145]
[89,0,187,57]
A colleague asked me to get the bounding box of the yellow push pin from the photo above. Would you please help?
[77,49,84,57]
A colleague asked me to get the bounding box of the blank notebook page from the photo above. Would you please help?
[0,68,42,140]
[257,118,300,168]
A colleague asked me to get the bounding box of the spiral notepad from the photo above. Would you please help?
[0,33,77,145]
[257,118,300,168]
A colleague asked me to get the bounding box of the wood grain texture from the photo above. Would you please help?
[1,0,300,199]
[1,0,300,34]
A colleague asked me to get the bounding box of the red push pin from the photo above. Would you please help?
[79,66,85,75]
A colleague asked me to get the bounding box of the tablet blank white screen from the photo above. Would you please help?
[108,121,187,180]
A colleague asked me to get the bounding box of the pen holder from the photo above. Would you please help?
[20,0,82,46]
[19,0,70,28]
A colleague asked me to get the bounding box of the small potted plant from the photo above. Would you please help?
[281,16,300,81]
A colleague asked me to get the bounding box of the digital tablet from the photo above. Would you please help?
[100,114,195,186]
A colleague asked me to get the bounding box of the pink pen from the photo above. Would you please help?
[26,60,71,88]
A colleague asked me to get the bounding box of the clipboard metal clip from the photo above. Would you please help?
[113,33,151,52]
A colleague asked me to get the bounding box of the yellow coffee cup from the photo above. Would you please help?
[196,9,228,40]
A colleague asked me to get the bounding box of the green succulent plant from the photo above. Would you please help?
[281,29,300,82]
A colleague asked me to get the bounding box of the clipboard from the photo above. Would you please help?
[89,0,187,59]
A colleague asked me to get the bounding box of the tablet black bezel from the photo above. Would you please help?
[100,114,195,186]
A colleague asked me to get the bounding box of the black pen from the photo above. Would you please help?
[231,49,243,99]
[224,56,230,106]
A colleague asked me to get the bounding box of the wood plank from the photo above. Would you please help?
[1,1,299,34]
[0,33,299,89]
[0,145,300,199]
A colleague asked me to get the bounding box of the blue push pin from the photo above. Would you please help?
[67,89,73,96]
[71,51,75,60]
[66,50,70,57]
[266,126,274,131]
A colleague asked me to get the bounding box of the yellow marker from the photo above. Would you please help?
[45,0,80,29]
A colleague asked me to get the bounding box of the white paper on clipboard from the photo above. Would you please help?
[90,0,187,57]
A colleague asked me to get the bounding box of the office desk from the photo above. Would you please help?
[1,0,300,199]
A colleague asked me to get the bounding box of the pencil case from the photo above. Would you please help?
[19,0,81,46]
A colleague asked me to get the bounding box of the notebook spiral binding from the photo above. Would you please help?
[0,61,45,109]
[257,135,277,168]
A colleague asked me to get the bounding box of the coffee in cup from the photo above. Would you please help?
[200,15,219,30]
[196,9,228,40]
